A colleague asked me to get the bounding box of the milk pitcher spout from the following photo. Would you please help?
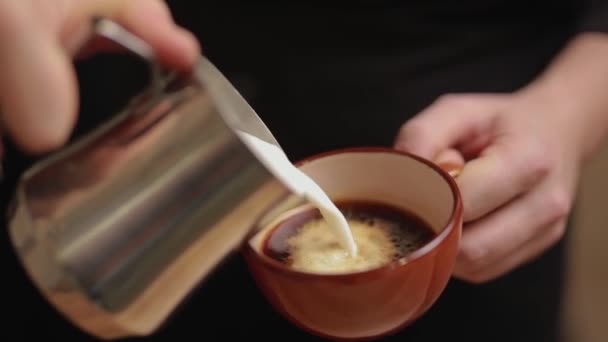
[6,18,298,340]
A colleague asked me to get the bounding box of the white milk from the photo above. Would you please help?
[236,130,358,256]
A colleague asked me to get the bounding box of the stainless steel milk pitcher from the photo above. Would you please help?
[6,18,296,340]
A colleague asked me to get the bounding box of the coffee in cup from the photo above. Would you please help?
[263,200,436,274]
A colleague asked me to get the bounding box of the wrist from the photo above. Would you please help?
[519,32,608,163]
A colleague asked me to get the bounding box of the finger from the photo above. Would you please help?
[66,0,200,71]
[0,0,201,155]
[455,219,567,283]
[452,179,571,282]
[74,35,132,59]
[457,130,494,160]
[456,140,551,222]
[0,6,78,153]
[394,94,500,160]
[435,148,465,177]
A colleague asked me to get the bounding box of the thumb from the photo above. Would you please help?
[394,94,502,161]
[0,8,77,154]
[435,148,465,177]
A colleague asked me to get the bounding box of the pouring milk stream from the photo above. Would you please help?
[236,130,358,256]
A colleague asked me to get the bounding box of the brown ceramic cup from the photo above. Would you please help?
[242,147,463,340]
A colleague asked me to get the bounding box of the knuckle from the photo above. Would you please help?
[515,144,553,187]
[525,150,552,181]
[436,93,467,108]
[436,93,458,104]
[458,243,489,274]
[455,266,492,284]
[464,272,492,285]
[399,118,431,141]
[436,93,493,110]
[547,220,567,244]
[544,188,572,222]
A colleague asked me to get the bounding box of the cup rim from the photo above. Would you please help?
[243,146,463,279]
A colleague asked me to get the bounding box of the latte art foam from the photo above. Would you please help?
[265,201,436,274]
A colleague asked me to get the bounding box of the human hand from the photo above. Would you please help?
[394,90,580,283]
[0,0,200,156]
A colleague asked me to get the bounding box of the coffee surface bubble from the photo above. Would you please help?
[265,201,435,274]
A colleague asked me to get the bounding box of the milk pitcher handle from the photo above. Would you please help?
[91,17,167,95]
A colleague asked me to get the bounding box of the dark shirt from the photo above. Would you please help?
[2,1,606,341]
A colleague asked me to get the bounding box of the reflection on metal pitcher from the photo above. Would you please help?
[7,18,298,339]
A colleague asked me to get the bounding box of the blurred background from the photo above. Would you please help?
[562,139,608,342]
